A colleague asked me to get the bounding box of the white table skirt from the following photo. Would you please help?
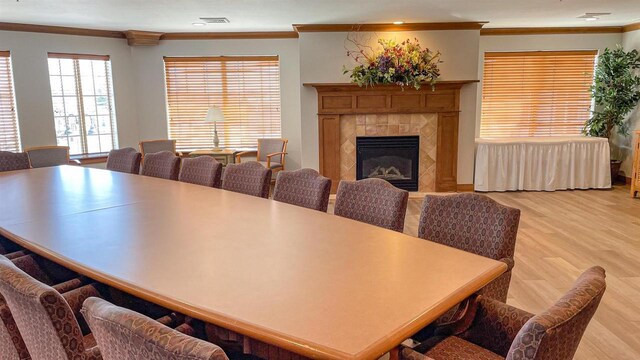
[474,137,611,192]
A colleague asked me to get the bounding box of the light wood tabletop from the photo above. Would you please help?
[0,166,506,360]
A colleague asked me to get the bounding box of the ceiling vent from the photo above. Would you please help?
[578,12,611,20]
[199,17,230,24]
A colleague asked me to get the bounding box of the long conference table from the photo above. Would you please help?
[0,166,506,360]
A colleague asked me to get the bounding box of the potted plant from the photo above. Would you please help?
[584,46,640,181]
[343,37,441,90]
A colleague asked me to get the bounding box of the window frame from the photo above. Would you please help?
[47,52,119,156]
[0,50,22,152]
[480,50,598,138]
[163,55,282,151]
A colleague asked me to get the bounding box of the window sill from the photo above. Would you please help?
[70,153,109,165]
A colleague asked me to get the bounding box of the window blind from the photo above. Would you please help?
[0,51,20,152]
[480,50,597,138]
[47,53,118,156]
[164,56,281,151]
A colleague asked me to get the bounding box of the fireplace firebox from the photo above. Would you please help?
[356,136,419,191]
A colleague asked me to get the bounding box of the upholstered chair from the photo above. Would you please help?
[139,139,177,158]
[0,256,102,360]
[0,151,31,172]
[273,168,332,212]
[402,266,606,360]
[221,161,272,198]
[236,138,288,174]
[25,146,70,168]
[333,178,409,232]
[106,147,142,174]
[418,193,520,302]
[82,297,229,360]
[141,151,181,180]
[0,237,27,259]
[179,156,223,188]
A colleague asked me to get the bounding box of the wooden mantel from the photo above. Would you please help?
[306,81,478,192]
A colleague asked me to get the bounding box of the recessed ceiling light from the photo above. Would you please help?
[584,17,598,21]
[200,17,231,24]
[393,21,405,25]
[192,22,206,26]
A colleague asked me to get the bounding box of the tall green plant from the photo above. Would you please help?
[584,46,640,141]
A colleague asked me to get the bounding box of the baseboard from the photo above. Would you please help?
[457,184,474,192]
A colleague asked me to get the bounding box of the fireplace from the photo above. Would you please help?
[356,136,419,191]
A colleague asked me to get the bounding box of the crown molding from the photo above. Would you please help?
[293,22,487,33]
[0,22,125,38]
[125,30,164,46]
[480,26,626,36]
[160,31,299,40]
[623,22,640,32]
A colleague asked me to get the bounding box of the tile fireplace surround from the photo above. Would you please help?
[340,113,438,191]
[307,81,476,193]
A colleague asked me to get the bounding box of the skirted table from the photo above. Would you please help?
[475,136,611,192]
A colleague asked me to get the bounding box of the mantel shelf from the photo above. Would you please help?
[304,80,479,91]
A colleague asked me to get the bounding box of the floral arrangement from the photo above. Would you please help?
[343,37,441,90]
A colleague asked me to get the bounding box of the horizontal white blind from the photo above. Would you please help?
[164,56,281,151]
[0,51,20,152]
[481,51,597,137]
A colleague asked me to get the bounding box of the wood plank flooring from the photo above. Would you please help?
[329,186,640,360]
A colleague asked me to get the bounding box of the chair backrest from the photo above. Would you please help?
[0,256,86,360]
[257,138,287,164]
[106,147,142,174]
[507,266,606,360]
[221,161,272,198]
[82,297,228,360]
[139,140,176,158]
[273,168,332,212]
[25,146,69,168]
[418,193,520,262]
[179,156,222,188]
[0,151,31,172]
[141,151,181,180]
[334,178,409,232]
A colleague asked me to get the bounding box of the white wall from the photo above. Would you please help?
[299,30,481,184]
[621,30,640,177]
[0,31,139,149]
[131,38,302,169]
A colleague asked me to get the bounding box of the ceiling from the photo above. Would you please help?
[1,0,639,32]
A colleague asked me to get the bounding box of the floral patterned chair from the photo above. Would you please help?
[402,266,606,360]
[106,147,142,174]
[0,255,102,360]
[273,168,332,212]
[418,193,520,302]
[82,297,229,360]
[179,156,223,188]
[333,178,409,232]
[141,151,181,181]
[221,161,272,199]
[0,151,31,172]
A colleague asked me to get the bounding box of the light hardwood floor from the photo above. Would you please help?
[329,186,640,360]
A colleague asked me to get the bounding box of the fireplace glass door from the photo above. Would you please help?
[356,136,419,191]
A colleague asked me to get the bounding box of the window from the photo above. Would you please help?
[480,50,597,138]
[47,53,118,155]
[0,51,20,152]
[164,56,281,151]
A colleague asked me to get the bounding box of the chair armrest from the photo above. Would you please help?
[266,151,287,168]
[400,346,436,360]
[235,150,257,163]
[459,296,534,357]
[53,277,88,294]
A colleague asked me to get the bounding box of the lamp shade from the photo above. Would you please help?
[204,107,225,122]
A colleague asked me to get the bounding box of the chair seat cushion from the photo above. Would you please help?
[425,336,502,360]
[258,161,282,170]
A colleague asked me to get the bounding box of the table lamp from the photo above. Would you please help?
[204,107,225,149]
